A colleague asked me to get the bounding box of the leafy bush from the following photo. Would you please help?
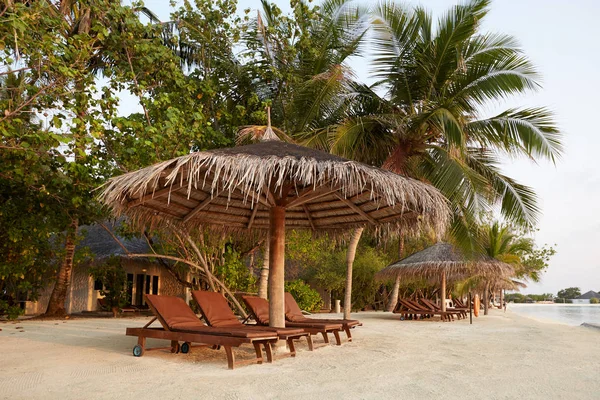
[350,247,389,311]
[89,256,129,316]
[0,299,23,320]
[590,297,599,304]
[285,279,322,312]
[214,247,256,293]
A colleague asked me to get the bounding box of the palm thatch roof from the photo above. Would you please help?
[98,141,450,233]
[376,242,514,281]
[79,221,150,258]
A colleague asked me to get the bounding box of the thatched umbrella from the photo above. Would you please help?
[99,141,450,328]
[376,242,513,312]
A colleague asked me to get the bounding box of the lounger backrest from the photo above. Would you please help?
[420,298,436,310]
[145,294,204,330]
[284,292,306,322]
[241,295,270,326]
[191,290,242,328]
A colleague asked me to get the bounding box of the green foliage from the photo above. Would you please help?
[553,298,572,304]
[89,256,129,313]
[349,247,391,311]
[301,0,563,251]
[214,247,256,293]
[557,287,581,300]
[479,220,556,283]
[284,279,322,312]
[299,237,392,311]
[590,298,599,304]
[524,293,554,302]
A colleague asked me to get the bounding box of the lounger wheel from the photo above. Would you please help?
[133,344,144,357]
[181,342,190,354]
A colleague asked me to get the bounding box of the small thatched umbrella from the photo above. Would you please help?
[99,141,450,328]
[376,242,513,312]
[486,277,526,306]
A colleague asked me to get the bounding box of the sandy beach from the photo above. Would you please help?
[1,310,598,400]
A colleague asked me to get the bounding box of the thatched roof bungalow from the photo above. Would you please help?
[25,222,187,315]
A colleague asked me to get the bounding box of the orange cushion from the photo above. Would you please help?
[191,290,242,328]
[145,294,204,330]
[242,295,270,326]
[284,292,307,322]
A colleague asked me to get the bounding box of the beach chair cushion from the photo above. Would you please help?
[284,292,308,322]
[242,296,271,325]
[145,295,205,330]
[192,291,242,328]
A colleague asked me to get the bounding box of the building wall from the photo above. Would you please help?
[572,299,590,304]
[25,257,187,315]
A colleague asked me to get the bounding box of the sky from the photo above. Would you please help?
[138,0,600,295]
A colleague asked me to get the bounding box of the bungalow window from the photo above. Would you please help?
[145,275,151,295]
[93,279,103,291]
[152,276,159,295]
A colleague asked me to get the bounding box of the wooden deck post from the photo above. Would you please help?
[441,270,447,312]
[268,206,286,329]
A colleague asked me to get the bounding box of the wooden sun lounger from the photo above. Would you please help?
[393,298,431,320]
[126,294,279,369]
[419,298,465,320]
[242,295,344,346]
[284,292,362,342]
[394,298,453,322]
[191,290,313,356]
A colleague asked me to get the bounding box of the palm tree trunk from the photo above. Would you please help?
[483,283,490,315]
[46,219,78,316]
[386,275,401,312]
[257,235,269,299]
[386,234,404,312]
[343,226,364,319]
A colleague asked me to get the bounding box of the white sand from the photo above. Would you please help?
[1,310,598,400]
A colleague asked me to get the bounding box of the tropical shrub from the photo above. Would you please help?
[350,247,390,311]
[89,256,129,317]
[214,247,256,293]
[590,297,599,304]
[285,280,323,312]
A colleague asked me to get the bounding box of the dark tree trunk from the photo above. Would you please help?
[46,219,78,316]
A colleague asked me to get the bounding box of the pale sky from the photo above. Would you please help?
[138,0,600,295]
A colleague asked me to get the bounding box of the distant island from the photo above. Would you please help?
[507,287,600,304]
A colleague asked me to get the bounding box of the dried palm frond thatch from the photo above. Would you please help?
[98,141,450,235]
[376,243,514,281]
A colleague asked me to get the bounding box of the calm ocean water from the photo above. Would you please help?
[509,304,600,326]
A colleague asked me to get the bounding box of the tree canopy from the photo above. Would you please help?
[0,0,561,318]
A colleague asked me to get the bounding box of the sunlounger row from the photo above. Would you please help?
[127,291,361,369]
[393,298,468,322]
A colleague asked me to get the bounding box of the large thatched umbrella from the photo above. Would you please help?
[376,242,513,312]
[99,141,450,328]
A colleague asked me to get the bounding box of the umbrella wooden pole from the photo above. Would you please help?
[441,270,447,312]
[469,292,472,324]
[268,206,286,329]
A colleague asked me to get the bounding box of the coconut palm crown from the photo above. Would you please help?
[302,0,563,245]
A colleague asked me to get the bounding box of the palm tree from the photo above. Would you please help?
[237,0,370,316]
[478,221,533,313]
[300,0,562,311]
[240,0,368,132]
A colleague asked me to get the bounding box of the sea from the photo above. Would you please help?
[509,303,600,326]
